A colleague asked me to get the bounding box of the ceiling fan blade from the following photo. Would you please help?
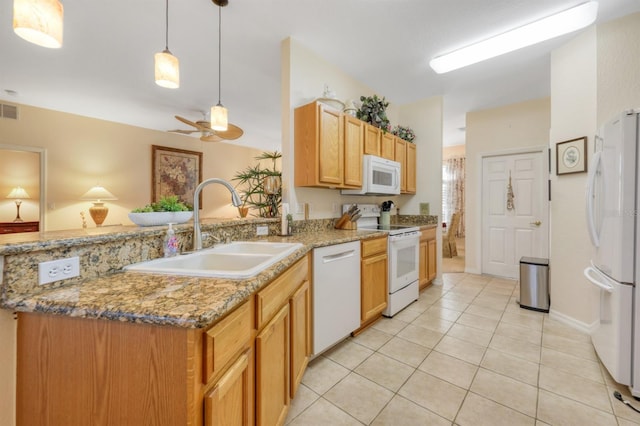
[168,129,198,134]
[215,123,244,140]
[175,115,211,132]
[200,133,224,142]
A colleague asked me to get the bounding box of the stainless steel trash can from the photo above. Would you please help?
[519,257,550,312]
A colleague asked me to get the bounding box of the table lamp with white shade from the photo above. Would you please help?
[81,185,117,227]
[6,186,30,222]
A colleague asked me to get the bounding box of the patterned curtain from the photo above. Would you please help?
[442,156,465,237]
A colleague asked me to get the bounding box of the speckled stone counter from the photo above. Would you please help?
[1,220,383,329]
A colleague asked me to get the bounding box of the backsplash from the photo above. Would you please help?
[0,218,280,300]
[0,214,437,301]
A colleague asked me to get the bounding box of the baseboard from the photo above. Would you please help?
[548,309,596,334]
[464,267,482,275]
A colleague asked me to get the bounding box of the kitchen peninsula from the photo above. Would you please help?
[1,215,436,425]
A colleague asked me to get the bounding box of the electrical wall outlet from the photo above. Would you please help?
[256,225,269,236]
[38,256,80,285]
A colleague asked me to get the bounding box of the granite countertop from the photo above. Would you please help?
[2,229,384,329]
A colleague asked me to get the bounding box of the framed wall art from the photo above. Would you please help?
[556,137,587,175]
[151,145,203,206]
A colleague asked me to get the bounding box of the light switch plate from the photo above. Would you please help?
[256,226,268,236]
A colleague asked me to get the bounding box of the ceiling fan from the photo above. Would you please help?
[168,115,243,142]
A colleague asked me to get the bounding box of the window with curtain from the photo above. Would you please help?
[442,156,465,237]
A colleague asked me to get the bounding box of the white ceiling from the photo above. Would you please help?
[1,0,639,150]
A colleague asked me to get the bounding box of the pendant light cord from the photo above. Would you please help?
[217,5,222,105]
[164,0,169,50]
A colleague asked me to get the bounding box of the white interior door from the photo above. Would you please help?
[482,150,549,278]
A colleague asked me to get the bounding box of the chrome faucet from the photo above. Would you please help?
[193,178,242,251]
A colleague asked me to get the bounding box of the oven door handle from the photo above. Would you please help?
[389,231,421,241]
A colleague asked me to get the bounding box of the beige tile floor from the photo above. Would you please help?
[285,273,640,425]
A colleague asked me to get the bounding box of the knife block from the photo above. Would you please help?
[334,213,358,230]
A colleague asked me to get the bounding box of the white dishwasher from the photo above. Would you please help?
[312,241,361,356]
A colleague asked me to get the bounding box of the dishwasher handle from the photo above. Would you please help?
[322,250,356,264]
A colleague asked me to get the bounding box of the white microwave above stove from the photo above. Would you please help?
[341,155,401,195]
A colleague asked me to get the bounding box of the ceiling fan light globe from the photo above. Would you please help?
[211,104,228,131]
[13,0,64,48]
[154,50,180,89]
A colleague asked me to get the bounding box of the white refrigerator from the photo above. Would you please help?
[584,109,639,396]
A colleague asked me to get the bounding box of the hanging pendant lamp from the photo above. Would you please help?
[210,0,228,131]
[13,0,64,48]
[155,0,180,89]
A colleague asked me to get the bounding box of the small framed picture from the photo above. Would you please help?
[556,137,587,175]
[152,145,203,206]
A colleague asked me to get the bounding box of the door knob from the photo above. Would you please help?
[530,220,542,226]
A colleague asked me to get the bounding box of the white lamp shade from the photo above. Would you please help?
[81,186,117,202]
[13,0,63,49]
[6,186,30,200]
[429,1,598,73]
[210,104,228,131]
[155,50,180,89]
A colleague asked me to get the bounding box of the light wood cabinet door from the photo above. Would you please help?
[343,115,364,188]
[406,142,416,194]
[361,252,388,323]
[203,302,251,384]
[381,132,395,160]
[294,102,344,188]
[318,105,344,186]
[289,280,311,398]
[419,240,428,288]
[256,304,290,426]
[363,123,381,156]
[419,227,437,290]
[204,349,252,426]
[395,138,407,192]
[427,238,437,282]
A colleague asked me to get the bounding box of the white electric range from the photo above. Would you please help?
[344,204,421,316]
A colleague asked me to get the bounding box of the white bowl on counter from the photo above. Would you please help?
[127,211,193,227]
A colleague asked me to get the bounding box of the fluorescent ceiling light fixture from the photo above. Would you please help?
[429,1,598,74]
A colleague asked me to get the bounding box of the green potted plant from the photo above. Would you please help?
[391,125,416,142]
[129,195,193,226]
[232,151,282,218]
[356,94,390,131]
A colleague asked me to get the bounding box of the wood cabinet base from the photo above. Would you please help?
[17,312,201,426]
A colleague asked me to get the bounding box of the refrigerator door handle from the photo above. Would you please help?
[583,265,614,293]
[586,150,602,248]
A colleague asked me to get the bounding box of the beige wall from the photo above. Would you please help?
[465,98,551,274]
[0,149,40,223]
[597,13,640,124]
[0,104,262,231]
[281,38,443,220]
[548,12,640,329]
[549,27,598,329]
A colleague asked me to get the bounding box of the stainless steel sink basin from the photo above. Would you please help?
[123,241,303,279]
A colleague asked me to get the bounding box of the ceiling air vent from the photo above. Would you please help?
[1,103,18,120]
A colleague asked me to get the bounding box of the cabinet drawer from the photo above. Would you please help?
[255,256,309,330]
[361,237,387,258]
[420,226,436,241]
[203,301,251,384]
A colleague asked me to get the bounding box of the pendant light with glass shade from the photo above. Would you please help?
[13,0,64,48]
[155,0,180,89]
[210,0,228,131]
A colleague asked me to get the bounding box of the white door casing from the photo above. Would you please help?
[482,149,549,278]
